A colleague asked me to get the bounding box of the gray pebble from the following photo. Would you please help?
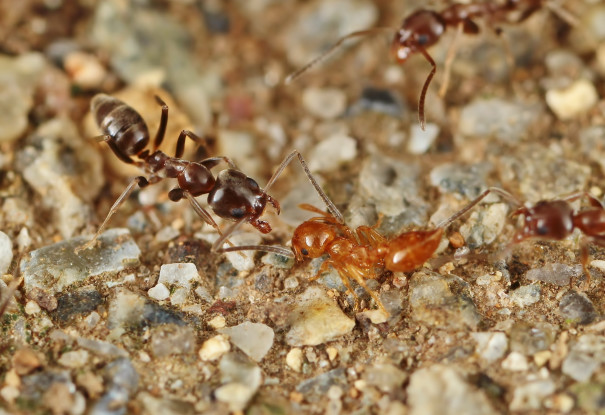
[21,228,140,294]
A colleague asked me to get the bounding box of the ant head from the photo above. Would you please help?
[208,169,266,224]
[391,10,445,63]
[291,221,337,262]
[514,200,575,242]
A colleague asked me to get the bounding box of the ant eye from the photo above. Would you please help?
[246,177,260,190]
[417,34,429,45]
[230,207,245,218]
[301,248,309,256]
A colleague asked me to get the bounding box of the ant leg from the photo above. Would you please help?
[180,191,222,232]
[153,96,168,150]
[561,191,603,208]
[264,150,345,224]
[285,28,394,84]
[346,265,387,313]
[577,239,593,289]
[219,244,294,258]
[545,1,579,26]
[76,176,150,253]
[201,157,238,170]
[310,259,336,282]
[356,226,387,247]
[418,48,437,131]
[438,22,463,98]
[174,130,213,159]
[435,187,522,229]
[211,217,248,252]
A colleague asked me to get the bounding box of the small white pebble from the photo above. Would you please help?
[170,287,189,306]
[58,350,89,369]
[155,226,180,243]
[501,352,529,371]
[283,276,299,290]
[198,335,231,361]
[286,348,303,372]
[308,134,357,173]
[24,300,41,315]
[534,350,552,367]
[407,123,439,154]
[358,308,389,324]
[302,87,347,119]
[16,227,31,251]
[64,51,107,90]
[0,231,13,275]
[0,386,19,404]
[158,263,199,288]
[590,260,605,273]
[326,346,338,361]
[208,315,226,329]
[148,283,170,301]
[545,79,598,120]
[138,351,151,363]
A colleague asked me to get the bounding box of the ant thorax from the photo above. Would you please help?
[392,10,445,62]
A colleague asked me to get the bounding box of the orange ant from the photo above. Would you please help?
[465,187,605,287]
[286,0,574,130]
[77,94,340,253]
[223,186,493,312]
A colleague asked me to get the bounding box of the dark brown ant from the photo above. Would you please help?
[77,94,339,252]
[456,187,605,287]
[286,0,574,130]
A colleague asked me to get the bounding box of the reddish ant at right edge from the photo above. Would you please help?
[286,0,575,130]
[467,187,605,289]
[76,94,340,253]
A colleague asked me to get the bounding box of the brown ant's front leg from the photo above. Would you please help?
[266,194,280,215]
[75,176,150,253]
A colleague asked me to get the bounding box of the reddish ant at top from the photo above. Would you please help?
[287,0,570,129]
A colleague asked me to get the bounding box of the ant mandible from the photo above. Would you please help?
[223,185,492,312]
[462,187,605,287]
[287,0,571,130]
[77,94,340,253]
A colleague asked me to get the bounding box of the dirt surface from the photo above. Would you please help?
[1,0,605,414]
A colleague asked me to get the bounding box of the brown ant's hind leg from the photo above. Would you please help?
[152,96,168,150]
[174,130,215,160]
[75,176,150,253]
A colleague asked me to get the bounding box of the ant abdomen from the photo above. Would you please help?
[91,94,149,157]
[385,229,443,272]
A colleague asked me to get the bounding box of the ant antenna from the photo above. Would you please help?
[284,28,394,84]
[418,48,437,130]
[435,187,522,229]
